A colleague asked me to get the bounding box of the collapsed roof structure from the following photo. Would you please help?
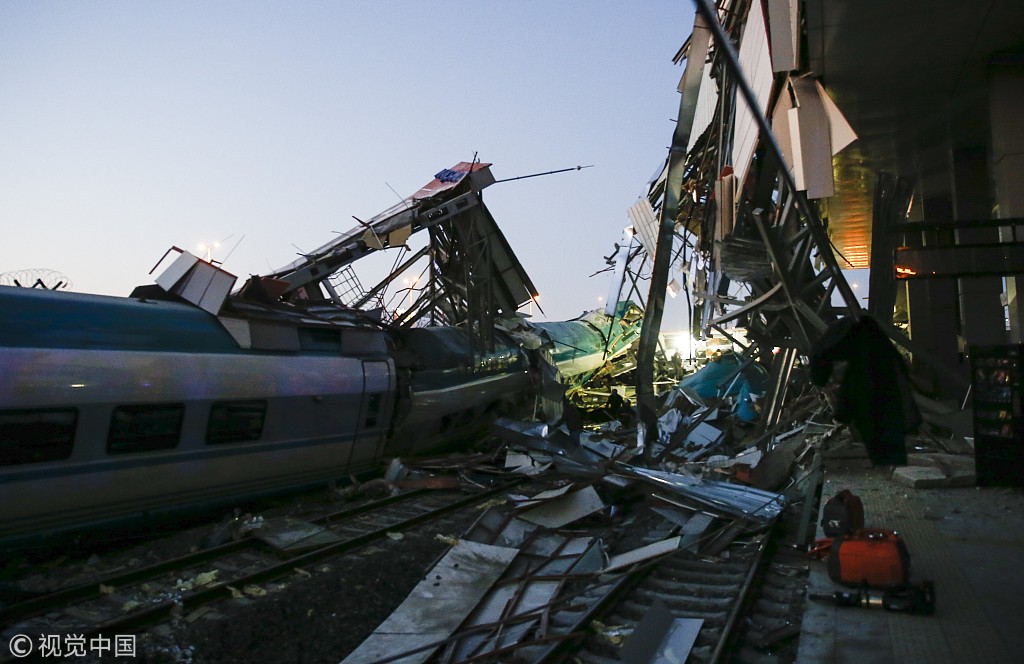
[628,0,1024,448]
[628,0,860,450]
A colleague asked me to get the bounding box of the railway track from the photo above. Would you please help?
[0,481,520,663]
[539,480,813,664]
[2,467,816,663]
[348,461,819,664]
[559,537,770,663]
[354,483,814,664]
[449,515,774,664]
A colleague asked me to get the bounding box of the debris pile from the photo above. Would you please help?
[339,325,984,662]
[339,377,811,662]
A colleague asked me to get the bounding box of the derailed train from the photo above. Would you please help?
[0,282,640,547]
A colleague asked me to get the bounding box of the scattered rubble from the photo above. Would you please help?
[338,337,984,662]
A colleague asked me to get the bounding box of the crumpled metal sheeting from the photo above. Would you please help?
[492,417,550,441]
[620,465,786,525]
[490,418,620,477]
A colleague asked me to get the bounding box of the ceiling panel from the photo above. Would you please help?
[805,0,1024,267]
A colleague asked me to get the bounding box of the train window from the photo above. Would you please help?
[107,404,184,453]
[364,393,382,428]
[341,329,388,355]
[206,400,267,444]
[298,328,341,353]
[0,408,77,466]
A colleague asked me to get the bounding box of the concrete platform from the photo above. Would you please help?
[796,464,1024,663]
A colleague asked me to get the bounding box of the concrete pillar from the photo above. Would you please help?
[990,53,1024,343]
[952,146,1005,347]
[907,196,967,398]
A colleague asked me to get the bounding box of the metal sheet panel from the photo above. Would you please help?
[791,76,836,199]
[518,485,605,529]
[342,540,517,664]
[816,79,857,155]
[687,60,718,153]
[410,161,492,201]
[731,0,773,188]
[771,79,805,190]
[767,0,800,73]
[628,198,659,261]
[449,535,601,660]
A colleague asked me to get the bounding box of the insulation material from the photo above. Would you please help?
[362,228,384,250]
[767,0,800,73]
[731,0,774,189]
[667,278,682,298]
[387,224,412,247]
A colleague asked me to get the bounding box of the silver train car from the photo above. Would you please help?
[0,285,532,547]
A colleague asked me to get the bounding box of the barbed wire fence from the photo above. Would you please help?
[0,269,73,290]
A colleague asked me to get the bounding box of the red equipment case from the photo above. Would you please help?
[827,528,910,587]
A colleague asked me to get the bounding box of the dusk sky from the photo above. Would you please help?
[0,1,694,323]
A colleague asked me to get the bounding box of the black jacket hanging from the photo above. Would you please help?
[810,314,921,466]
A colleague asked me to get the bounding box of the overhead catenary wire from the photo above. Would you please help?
[491,164,594,185]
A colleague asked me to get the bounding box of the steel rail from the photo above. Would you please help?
[0,489,430,626]
[46,481,522,648]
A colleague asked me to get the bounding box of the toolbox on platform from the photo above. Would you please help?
[827,528,910,588]
[821,489,865,537]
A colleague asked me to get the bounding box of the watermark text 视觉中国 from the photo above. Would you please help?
[8,633,136,658]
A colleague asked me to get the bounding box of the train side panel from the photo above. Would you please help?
[0,348,395,540]
[387,370,532,456]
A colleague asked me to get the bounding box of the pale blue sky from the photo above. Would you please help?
[0,1,692,321]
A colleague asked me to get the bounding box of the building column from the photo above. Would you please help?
[907,196,966,399]
[990,53,1024,343]
[952,146,1005,347]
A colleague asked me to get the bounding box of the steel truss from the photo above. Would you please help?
[637,0,863,452]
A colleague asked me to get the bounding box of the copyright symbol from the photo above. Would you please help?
[8,634,32,658]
